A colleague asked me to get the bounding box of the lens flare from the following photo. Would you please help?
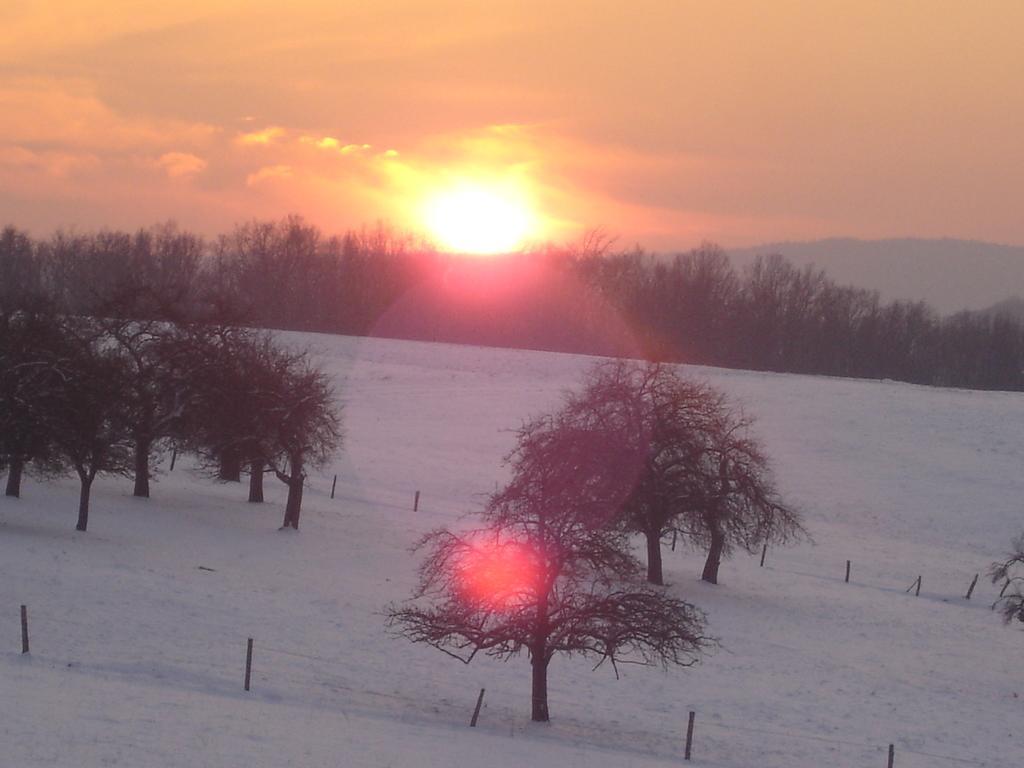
[458,539,538,610]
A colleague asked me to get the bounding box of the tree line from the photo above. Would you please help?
[2,218,1022,390]
[0,297,341,532]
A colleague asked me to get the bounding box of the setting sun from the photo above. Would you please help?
[422,182,535,254]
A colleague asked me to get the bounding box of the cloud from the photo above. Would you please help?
[300,135,374,155]
[302,135,340,150]
[246,164,294,186]
[0,145,100,177]
[236,126,287,146]
[0,77,217,151]
[156,152,207,179]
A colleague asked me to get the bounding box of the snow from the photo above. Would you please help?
[3,332,1023,767]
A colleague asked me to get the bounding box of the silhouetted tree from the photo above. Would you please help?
[553,360,805,586]
[178,326,270,491]
[684,400,806,584]
[990,533,1024,626]
[94,314,196,498]
[556,361,713,585]
[184,331,341,525]
[0,306,67,496]
[46,320,134,531]
[261,349,342,529]
[0,226,43,312]
[388,411,711,722]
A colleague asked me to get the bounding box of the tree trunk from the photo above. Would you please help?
[530,652,550,722]
[281,461,304,529]
[76,475,93,532]
[218,448,241,482]
[701,525,725,584]
[5,456,24,498]
[645,525,664,585]
[132,435,151,498]
[248,459,264,503]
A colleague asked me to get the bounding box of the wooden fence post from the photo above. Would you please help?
[414,491,420,512]
[330,474,337,500]
[905,576,922,595]
[887,743,895,767]
[169,447,177,471]
[21,605,29,654]
[470,688,486,727]
[845,560,851,583]
[760,543,768,568]
[684,710,695,760]
[965,573,979,600]
[244,638,253,691]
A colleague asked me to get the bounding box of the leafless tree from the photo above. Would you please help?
[0,305,67,496]
[91,314,196,498]
[562,360,806,586]
[990,533,1024,625]
[388,411,711,722]
[261,350,342,529]
[682,401,806,584]
[45,319,135,531]
[184,331,341,527]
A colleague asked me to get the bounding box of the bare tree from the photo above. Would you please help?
[561,361,715,585]
[46,320,134,531]
[990,533,1024,625]
[559,360,805,586]
[185,331,341,526]
[261,350,342,529]
[388,411,711,722]
[179,326,272,493]
[684,401,806,584]
[93,314,194,498]
[0,226,44,312]
[0,305,67,496]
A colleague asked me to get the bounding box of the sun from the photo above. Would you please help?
[422,181,535,255]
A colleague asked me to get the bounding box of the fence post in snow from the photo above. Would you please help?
[21,604,28,654]
[414,491,420,512]
[760,543,768,567]
[845,560,851,583]
[887,743,895,767]
[966,573,979,600]
[330,474,337,500]
[470,688,486,727]
[915,576,921,597]
[244,638,254,691]
[169,447,177,472]
[684,711,695,760]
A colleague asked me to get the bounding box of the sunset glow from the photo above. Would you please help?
[1,3,1023,256]
[422,182,536,254]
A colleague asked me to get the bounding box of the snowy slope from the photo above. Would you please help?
[3,333,1023,767]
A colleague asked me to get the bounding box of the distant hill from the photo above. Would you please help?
[728,238,1024,315]
[980,295,1024,322]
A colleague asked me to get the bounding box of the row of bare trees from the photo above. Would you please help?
[389,361,804,722]
[4,221,1024,391]
[582,245,1024,390]
[0,303,341,531]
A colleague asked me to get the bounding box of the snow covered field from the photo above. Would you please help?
[3,332,1023,767]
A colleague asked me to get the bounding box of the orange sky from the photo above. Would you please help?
[2,1,1023,249]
